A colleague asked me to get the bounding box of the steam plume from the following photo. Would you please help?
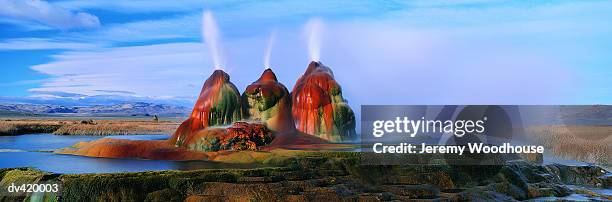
[202,10,223,69]
[264,31,276,69]
[305,18,323,62]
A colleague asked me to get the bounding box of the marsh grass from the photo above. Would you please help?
[52,120,179,136]
[0,120,62,135]
[527,125,611,166]
[0,119,179,136]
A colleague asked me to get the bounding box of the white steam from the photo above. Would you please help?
[305,18,323,62]
[202,10,223,69]
[263,31,276,69]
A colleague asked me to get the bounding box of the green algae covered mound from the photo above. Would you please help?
[291,61,356,142]
[242,69,295,133]
[170,70,243,147]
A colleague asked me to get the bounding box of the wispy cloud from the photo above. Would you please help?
[0,0,100,30]
[73,14,200,43]
[15,0,612,107]
[0,38,103,50]
[56,0,401,16]
[56,0,207,13]
[93,90,135,95]
[0,79,47,87]
[29,42,210,99]
[0,14,200,50]
[28,90,87,98]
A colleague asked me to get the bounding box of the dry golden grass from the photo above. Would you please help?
[53,120,180,136]
[0,120,62,135]
[0,119,180,136]
[526,125,611,166]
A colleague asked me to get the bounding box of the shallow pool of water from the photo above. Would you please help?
[0,134,262,174]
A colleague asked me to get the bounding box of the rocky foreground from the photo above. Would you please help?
[0,152,610,201]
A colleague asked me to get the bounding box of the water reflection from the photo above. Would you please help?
[0,134,265,174]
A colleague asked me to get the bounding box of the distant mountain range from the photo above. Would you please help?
[0,102,190,117]
[0,95,194,108]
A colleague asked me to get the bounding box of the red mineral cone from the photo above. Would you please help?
[242,69,295,134]
[291,61,356,142]
[170,69,243,146]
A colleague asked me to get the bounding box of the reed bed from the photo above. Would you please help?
[53,120,179,136]
[526,125,611,166]
[0,120,62,135]
[0,119,180,136]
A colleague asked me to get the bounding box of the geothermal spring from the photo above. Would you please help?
[59,10,356,160]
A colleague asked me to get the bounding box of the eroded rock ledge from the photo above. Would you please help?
[1,152,610,201]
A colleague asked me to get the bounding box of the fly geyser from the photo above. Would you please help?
[56,12,355,160]
[242,69,294,133]
[170,69,244,147]
[58,62,355,161]
[242,68,327,146]
[292,61,356,141]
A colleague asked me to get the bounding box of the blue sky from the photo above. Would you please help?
[0,0,611,107]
